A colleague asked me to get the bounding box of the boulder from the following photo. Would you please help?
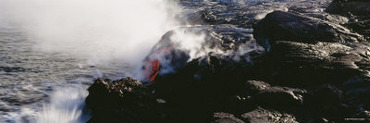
[142,25,261,83]
[243,80,270,95]
[312,84,343,106]
[326,0,370,16]
[139,25,263,122]
[243,80,307,109]
[85,78,164,123]
[253,11,363,51]
[253,87,306,107]
[212,112,244,123]
[253,41,370,87]
[240,107,298,123]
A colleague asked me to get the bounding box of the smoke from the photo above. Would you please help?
[2,0,180,70]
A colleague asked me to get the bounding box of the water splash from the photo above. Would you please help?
[35,86,89,123]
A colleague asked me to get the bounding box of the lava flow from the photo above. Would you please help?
[145,44,174,82]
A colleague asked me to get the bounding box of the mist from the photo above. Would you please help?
[1,0,180,70]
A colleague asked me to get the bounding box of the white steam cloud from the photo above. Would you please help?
[2,0,180,68]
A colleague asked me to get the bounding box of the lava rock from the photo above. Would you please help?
[85,78,164,123]
[180,1,287,28]
[243,80,307,108]
[326,0,370,16]
[253,87,306,107]
[253,41,370,87]
[253,11,363,51]
[312,84,343,105]
[243,80,270,95]
[326,0,370,40]
[344,18,370,40]
[240,107,298,123]
[85,1,370,122]
[142,25,261,82]
[212,112,244,123]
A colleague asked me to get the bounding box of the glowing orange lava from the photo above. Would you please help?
[146,44,174,82]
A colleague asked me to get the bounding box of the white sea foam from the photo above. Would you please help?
[35,87,89,123]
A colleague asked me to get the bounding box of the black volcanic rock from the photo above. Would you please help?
[242,80,308,111]
[212,112,244,123]
[253,11,363,51]
[240,107,298,123]
[326,0,370,40]
[253,87,306,107]
[85,1,370,123]
[326,0,370,16]
[252,41,370,87]
[312,84,343,106]
[243,80,270,95]
[345,19,370,40]
[85,78,165,123]
[142,24,262,83]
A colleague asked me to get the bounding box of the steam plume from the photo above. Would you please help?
[2,0,179,70]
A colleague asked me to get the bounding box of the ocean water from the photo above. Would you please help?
[0,22,130,123]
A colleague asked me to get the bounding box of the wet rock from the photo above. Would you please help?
[304,13,349,24]
[243,80,307,107]
[180,1,287,27]
[253,41,370,87]
[354,110,370,120]
[243,80,307,109]
[240,107,298,123]
[86,0,370,122]
[212,112,244,123]
[326,0,370,16]
[85,78,164,123]
[345,19,370,40]
[304,84,352,120]
[254,87,306,107]
[325,0,370,40]
[312,84,343,105]
[253,11,363,51]
[244,80,270,94]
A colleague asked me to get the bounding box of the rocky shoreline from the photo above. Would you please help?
[85,0,369,122]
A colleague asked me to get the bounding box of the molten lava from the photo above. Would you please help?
[145,44,174,82]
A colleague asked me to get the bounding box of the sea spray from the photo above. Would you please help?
[36,87,89,123]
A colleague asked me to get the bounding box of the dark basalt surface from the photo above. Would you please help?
[86,0,369,122]
[326,0,370,40]
[253,11,363,51]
